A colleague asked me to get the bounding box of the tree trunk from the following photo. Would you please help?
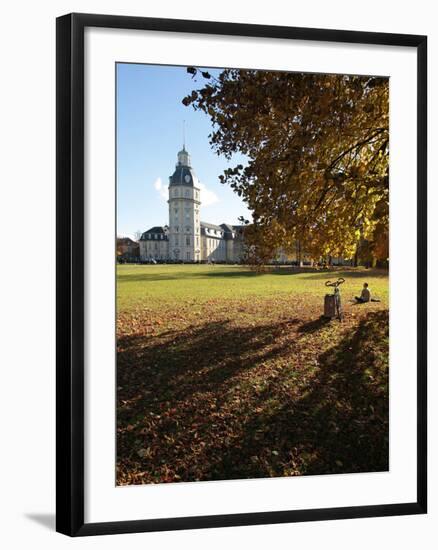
[353,249,358,267]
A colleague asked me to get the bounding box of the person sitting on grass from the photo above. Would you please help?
[354,282,380,303]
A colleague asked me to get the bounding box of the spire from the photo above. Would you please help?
[182,120,186,151]
[177,121,191,166]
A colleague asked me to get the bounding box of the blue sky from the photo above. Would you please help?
[116,63,250,238]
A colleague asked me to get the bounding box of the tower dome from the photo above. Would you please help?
[169,147,198,187]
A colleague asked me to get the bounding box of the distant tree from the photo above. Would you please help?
[183,68,389,263]
[116,238,124,258]
[134,230,142,242]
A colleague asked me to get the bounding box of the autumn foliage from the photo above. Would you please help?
[183,69,389,263]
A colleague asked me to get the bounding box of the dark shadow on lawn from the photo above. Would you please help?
[297,315,331,334]
[118,268,388,284]
[117,270,259,283]
[117,318,297,483]
[298,269,388,280]
[117,310,388,483]
[117,319,296,404]
[214,310,389,479]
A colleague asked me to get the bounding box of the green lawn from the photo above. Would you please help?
[117,264,389,485]
[117,264,389,310]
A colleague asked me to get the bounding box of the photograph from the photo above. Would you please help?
[116,63,390,486]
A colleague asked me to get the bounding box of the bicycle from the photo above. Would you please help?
[324,277,345,320]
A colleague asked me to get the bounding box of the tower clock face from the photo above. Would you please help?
[184,174,191,183]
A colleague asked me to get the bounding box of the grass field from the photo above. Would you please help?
[117,264,389,485]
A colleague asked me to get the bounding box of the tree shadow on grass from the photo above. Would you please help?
[118,267,388,285]
[117,318,297,418]
[298,269,388,280]
[117,310,388,484]
[297,315,331,334]
[117,270,259,284]
[215,310,389,479]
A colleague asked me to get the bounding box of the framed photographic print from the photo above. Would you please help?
[56,13,427,536]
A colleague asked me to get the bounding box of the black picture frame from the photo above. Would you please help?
[56,12,427,537]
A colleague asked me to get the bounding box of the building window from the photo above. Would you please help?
[174,208,178,214]
[185,190,189,197]
[186,237,190,246]
[175,237,179,246]
[186,251,190,260]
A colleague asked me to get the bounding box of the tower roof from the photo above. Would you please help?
[140,226,169,240]
[169,147,198,187]
[169,165,198,187]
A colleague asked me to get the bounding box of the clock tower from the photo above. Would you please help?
[168,146,201,262]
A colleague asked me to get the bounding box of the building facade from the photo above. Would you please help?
[139,146,352,266]
[139,147,246,263]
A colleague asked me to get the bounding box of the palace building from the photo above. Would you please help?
[139,147,246,263]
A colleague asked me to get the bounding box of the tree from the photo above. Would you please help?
[183,68,389,263]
